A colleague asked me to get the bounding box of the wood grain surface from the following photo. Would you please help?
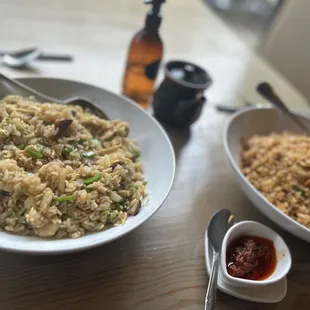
[1,1,310,309]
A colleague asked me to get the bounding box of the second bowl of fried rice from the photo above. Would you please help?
[224,107,310,243]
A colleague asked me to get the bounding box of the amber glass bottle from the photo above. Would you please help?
[122,0,165,109]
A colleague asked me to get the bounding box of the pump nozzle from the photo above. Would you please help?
[144,0,166,15]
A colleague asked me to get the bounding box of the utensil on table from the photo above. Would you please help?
[0,48,73,62]
[205,209,234,310]
[215,94,271,114]
[0,73,109,119]
[1,47,41,68]
[215,104,243,113]
[215,103,270,113]
[152,60,212,128]
[257,82,309,133]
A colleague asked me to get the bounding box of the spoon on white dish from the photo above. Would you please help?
[0,72,109,119]
[205,209,234,310]
[257,82,310,133]
[1,47,41,68]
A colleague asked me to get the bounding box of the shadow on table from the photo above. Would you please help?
[160,122,191,163]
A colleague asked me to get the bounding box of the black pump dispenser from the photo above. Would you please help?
[144,0,166,29]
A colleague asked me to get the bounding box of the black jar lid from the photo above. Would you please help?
[165,60,212,90]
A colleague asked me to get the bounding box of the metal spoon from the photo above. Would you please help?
[205,209,234,310]
[0,48,73,62]
[215,103,268,113]
[1,47,41,68]
[257,82,309,133]
[0,73,109,119]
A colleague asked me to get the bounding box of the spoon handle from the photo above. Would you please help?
[257,82,309,133]
[205,252,220,310]
[215,104,240,113]
[0,73,62,104]
[0,50,73,61]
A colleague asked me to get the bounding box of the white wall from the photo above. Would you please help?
[262,0,310,101]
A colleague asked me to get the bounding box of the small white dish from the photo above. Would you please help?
[221,221,292,288]
[205,233,287,303]
[224,107,310,242]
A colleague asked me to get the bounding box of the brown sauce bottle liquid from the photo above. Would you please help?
[122,0,165,110]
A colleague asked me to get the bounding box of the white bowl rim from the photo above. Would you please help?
[0,77,176,255]
[221,220,292,286]
[223,106,310,236]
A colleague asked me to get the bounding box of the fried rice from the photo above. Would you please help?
[0,95,147,238]
[241,132,310,229]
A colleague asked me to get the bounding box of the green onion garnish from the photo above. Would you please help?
[83,185,92,193]
[82,151,96,159]
[132,150,140,159]
[72,141,79,148]
[25,147,44,159]
[36,144,44,152]
[7,210,15,217]
[63,145,75,155]
[84,174,102,185]
[56,195,75,202]
[18,144,26,150]
[128,183,139,189]
[80,139,88,145]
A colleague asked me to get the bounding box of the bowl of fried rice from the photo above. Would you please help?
[0,78,175,254]
[224,107,310,242]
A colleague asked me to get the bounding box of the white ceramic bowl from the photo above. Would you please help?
[0,77,175,254]
[224,107,310,242]
[221,221,292,288]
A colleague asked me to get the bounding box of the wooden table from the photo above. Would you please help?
[1,1,310,309]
